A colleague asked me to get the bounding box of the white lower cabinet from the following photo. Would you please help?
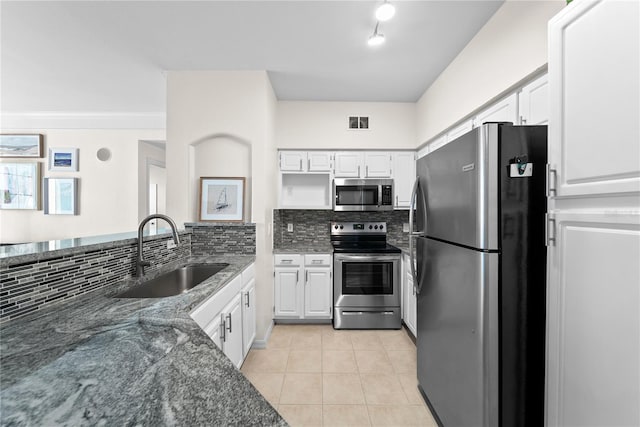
[190,262,256,369]
[274,254,332,320]
[402,253,417,337]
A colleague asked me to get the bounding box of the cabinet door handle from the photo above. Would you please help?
[311,259,323,264]
[226,313,232,334]
[306,271,309,282]
[396,195,398,206]
[220,314,226,342]
[281,259,293,264]
[357,165,361,177]
[245,291,250,308]
[308,159,310,171]
[296,270,299,283]
[366,165,369,177]
[299,158,302,170]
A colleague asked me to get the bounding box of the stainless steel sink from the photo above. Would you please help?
[114,263,229,298]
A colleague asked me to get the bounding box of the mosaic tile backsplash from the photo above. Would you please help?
[273,209,410,248]
[187,223,256,256]
[1,223,256,323]
[0,234,191,323]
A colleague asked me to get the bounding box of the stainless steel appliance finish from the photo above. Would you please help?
[333,178,394,211]
[412,123,548,427]
[331,221,401,329]
[114,264,228,298]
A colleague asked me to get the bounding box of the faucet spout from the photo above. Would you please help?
[137,214,181,277]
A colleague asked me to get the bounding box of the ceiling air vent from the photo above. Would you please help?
[348,116,369,130]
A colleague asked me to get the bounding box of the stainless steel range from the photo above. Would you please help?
[331,221,402,329]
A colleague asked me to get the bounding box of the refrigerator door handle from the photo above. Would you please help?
[409,176,424,291]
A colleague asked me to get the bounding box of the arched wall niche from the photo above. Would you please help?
[189,133,252,222]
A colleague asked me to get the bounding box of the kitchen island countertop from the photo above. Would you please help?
[0,255,286,427]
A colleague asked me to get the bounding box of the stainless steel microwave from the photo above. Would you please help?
[333,178,394,211]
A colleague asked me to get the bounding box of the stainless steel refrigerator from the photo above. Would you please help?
[409,122,548,427]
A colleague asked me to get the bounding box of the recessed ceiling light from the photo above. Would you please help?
[376,1,396,22]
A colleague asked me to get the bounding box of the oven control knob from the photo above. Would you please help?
[340,225,344,229]
[369,225,373,229]
[380,224,384,229]
[334,225,338,229]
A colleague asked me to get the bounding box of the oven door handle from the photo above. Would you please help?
[334,254,400,262]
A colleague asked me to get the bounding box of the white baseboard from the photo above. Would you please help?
[251,320,274,349]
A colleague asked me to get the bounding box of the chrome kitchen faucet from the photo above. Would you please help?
[137,214,181,276]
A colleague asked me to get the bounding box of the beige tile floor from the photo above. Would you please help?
[240,324,439,426]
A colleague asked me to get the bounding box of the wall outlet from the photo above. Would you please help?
[403,223,410,232]
[167,240,177,249]
[287,223,294,232]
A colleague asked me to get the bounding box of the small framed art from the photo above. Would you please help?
[199,177,245,222]
[49,148,79,171]
[0,134,43,158]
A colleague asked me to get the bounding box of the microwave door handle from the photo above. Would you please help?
[378,185,382,207]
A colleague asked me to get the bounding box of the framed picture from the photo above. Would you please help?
[49,148,78,171]
[44,177,78,215]
[199,177,245,222]
[0,162,40,210]
[0,134,43,158]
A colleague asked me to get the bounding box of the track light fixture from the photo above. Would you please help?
[375,0,396,22]
[368,22,385,46]
[368,1,395,47]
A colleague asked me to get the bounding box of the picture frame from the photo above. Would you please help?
[44,177,78,215]
[0,162,40,210]
[199,177,245,222]
[0,134,43,158]
[49,148,78,172]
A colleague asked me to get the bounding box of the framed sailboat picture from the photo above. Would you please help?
[198,177,245,222]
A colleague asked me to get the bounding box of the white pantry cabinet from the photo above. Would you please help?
[546,1,640,426]
[274,254,332,320]
[190,263,257,369]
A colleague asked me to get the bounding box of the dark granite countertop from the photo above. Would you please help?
[0,255,286,426]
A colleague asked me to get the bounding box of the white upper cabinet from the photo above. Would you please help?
[279,151,307,172]
[519,74,549,125]
[308,151,333,172]
[473,93,518,127]
[445,119,474,143]
[334,152,364,177]
[549,0,640,198]
[364,152,392,178]
[392,152,416,208]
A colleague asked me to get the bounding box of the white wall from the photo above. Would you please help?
[416,0,564,144]
[0,129,164,243]
[277,101,416,149]
[166,70,277,342]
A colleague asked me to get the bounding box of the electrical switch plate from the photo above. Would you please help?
[403,223,409,232]
[287,223,293,232]
[167,240,177,249]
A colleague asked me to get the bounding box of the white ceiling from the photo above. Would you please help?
[0,1,503,114]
